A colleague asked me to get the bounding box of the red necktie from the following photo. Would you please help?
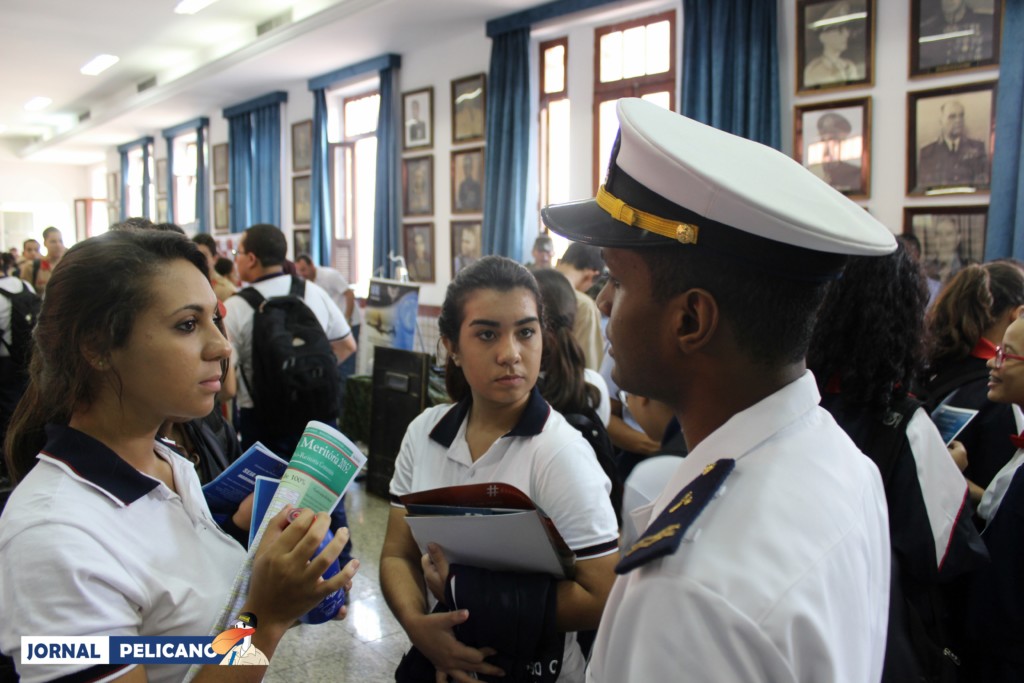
[1009,433,1024,449]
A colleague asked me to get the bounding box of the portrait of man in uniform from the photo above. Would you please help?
[906,207,987,289]
[797,0,873,92]
[402,156,433,216]
[914,0,1000,74]
[910,83,994,193]
[402,88,433,151]
[796,99,869,197]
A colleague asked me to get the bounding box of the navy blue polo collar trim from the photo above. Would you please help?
[253,271,288,283]
[40,423,160,505]
[429,386,551,447]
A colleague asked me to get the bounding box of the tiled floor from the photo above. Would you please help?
[265,481,410,682]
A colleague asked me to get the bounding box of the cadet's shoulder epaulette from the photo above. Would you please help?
[615,458,735,574]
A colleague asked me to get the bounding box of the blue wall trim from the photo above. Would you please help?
[116,136,154,153]
[222,91,288,119]
[162,117,209,139]
[486,0,622,37]
[308,53,401,91]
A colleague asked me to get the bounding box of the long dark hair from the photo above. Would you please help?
[437,256,543,401]
[807,245,929,416]
[532,268,600,416]
[4,230,208,482]
[926,261,1024,369]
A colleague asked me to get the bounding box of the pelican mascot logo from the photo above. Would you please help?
[212,612,269,666]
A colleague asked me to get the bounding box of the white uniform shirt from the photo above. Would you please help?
[583,368,610,427]
[224,273,352,408]
[587,372,890,683]
[0,276,35,358]
[314,266,362,328]
[390,388,619,682]
[0,425,246,683]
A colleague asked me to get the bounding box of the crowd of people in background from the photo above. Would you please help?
[3,102,1024,683]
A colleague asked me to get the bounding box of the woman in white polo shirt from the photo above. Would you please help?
[381,256,619,683]
[0,230,355,683]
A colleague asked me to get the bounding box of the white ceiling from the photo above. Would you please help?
[0,0,542,165]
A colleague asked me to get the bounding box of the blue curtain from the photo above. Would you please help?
[681,0,779,149]
[310,89,331,265]
[252,104,281,226]
[119,152,129,222]
[196,124,208,233]
[228,114,253,232]
[483,27,531,261]
[986,2,1024,260]
[373,64,401,278]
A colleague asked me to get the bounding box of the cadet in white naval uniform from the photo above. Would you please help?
[541,98,895,682]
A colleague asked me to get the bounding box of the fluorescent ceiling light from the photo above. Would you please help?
[80,54,120,76]
[174,0,218,15]
[24,97,52,111]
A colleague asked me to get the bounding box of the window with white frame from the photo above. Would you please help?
[593,10,676,189]
[171,134,198,226]
[329,90,379,290]
[125,148,146,219]
[538,37,572,260]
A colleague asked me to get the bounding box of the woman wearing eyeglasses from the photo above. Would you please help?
[959,316,1024,682]
[923,261,1024,499]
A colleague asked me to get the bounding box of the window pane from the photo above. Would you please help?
[543,44,565,94]
[598,99,620,185]
[642,91,671,110]
[622,26,646,79]
[646,20,670,75]
[600,32,623,83]
[354,136,377,285]
[344,94,380,138]
[127,149,143,218]
[546,99,571,205]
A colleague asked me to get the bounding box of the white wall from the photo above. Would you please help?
[779,0,997,235]
[0,145,89,251]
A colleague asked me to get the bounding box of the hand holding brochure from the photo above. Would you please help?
[400,483,576,579]
[930,403,980,445]
[202,442,288,524]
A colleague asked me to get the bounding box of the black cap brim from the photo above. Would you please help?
[541,199,676,249]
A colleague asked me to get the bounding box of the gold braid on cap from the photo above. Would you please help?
[596,185,699,245]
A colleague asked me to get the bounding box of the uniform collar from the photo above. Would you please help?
[429,386,550,447]
[39,423,160,506]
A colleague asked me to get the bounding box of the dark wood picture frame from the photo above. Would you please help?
[796,0,875,94]
[403,222,436,283]
[451,147,484,214]
[403,155,434,217]
[451,220,482,276]
[155,159,168,196]
[907,80,996,196]
[291,120,313,173]
[910,0,1001,77]
[292,175,311,225]
[293,228,311,260]
[213,188,229,233]
[402,87,434,151]
[903,205,988,287]
[794,97,871,198]
[212,143,229,186]
[451,73,487,144]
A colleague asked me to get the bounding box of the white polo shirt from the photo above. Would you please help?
[0,424,246,683]
[390,388,619,682]
[313,266,362,328]
[587,372,891,683]
[224,272,352,408]
[0,276,35,358]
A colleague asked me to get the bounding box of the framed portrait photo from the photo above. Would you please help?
[213,188,229,233]
[451,147,484,214]
[403,155,434,217]
[907,81,996,195]
[794,97,871,198]
[910,0,1001,77]
[451,73,486,144]
[293,228,311,260]
[212,143,229,186]
[155,159,168,196]
[796,0,874,94]
[403,87,433,151]
[403,222,435,283]
[293,175,311,225]
[451,220,482,276]
[291,120,313,173]
[904,205,987,288]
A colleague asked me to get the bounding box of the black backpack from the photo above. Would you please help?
[0,280,41,377]
[236,277,339,435]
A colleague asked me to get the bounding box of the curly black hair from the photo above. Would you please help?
[807,244,929,416]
